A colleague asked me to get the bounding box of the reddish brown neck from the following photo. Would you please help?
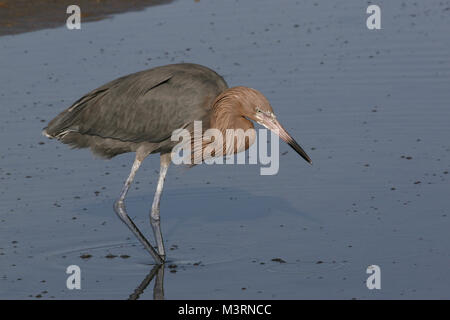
[208,88,256,155]
[210,87,254,133]
[191,88,257,164]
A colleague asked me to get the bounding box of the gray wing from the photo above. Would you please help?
[44,63,228,143]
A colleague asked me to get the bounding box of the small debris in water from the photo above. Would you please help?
[271,258,286,263]
[80,254,92,260]
[105,254,117,259]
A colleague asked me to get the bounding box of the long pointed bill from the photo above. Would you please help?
[260,115,312,165]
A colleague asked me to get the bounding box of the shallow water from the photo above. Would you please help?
[1,0,449,299]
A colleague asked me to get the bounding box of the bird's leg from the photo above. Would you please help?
[128,264,161,300]
[114,157,163,264]
[150,153,171,258]
[153,264,165,300]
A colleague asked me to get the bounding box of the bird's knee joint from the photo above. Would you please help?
[150,216,160,224]
[151,207,160,219]
[114,199,123,209]
[114,200,125,215]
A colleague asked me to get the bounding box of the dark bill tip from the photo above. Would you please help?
[260,115,313,166]
[287,139,313,165]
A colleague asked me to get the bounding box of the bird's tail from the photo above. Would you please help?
[41,128,54,139]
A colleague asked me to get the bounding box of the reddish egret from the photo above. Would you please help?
[43,63,311,264]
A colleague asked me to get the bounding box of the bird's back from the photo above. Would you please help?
[43,63,228,158]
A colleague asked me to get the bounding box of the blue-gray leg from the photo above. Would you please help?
[150,153,171,259]
[114,157,163,264]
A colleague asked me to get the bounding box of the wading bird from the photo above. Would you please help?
[43,63,312,264]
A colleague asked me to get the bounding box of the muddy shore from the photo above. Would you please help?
[0,0,173,36]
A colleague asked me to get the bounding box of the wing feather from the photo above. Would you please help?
[44,64,228,144]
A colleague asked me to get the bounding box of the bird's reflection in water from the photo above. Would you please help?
[128,264,165,300]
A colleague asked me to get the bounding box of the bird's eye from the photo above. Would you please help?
[256,107,262,113]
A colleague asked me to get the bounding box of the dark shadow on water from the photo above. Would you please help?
[86,186,322,224]
[150,186,321,223]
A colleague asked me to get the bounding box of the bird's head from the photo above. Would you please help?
[228,86,312,165]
